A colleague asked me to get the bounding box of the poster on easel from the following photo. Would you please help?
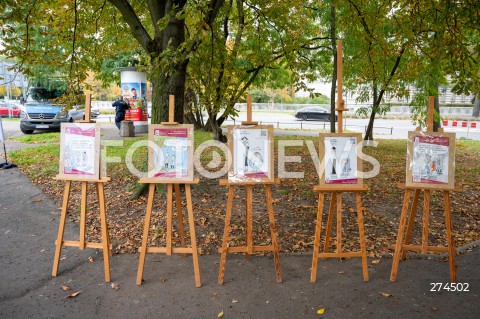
[406,131,455,189]
[319,133,363,188]
[59,123,101,180]
[148,124,194,181]
[228,125,274,183]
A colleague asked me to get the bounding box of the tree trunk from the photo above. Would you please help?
[150,12,187,124]
[433,84,441,132]
[364,85,378,141]
[330,5,337,133]
[473,93,480,118]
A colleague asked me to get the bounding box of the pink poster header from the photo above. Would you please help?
[65,126,96,137]
[415,135,449,147]
[154,128,188,138]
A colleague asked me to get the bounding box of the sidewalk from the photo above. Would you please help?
[0,167,479,318]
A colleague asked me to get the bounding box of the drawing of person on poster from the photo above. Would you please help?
[233,129,269,179]
[324,137,358,184]
[412,135,450,184]
[152,128,189,178]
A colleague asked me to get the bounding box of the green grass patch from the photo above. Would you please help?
[10,132,61,144]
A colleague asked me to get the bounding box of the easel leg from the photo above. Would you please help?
[422,190,431,254]
[355,192,369,282]
[336,192,343,253]
[52,180,72,276]
[310,192,325,283]
[96,183,112,256]
[185,185,201,288]
[80,181,88,250]
[174,184,186,256]
[322,192,336,256]
[218,186,234,285]
[136,184,155,285]
[402,189,420,260]
[265,185,282,283]
[245,185,254,260]
[390,189,411,282]
[443,191,457,282]
[166,184,173,256]
[97,182,111,282]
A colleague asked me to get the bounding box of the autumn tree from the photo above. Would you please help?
[185,0,330,140]
[336,0,480,139]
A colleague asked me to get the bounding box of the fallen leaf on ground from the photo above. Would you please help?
[111,283,120,290]
[218,310,224,318]
[88,256,94,263]
[372,259,380,265]
[380,292,393,297]
[317,308,326,314]
[232,299,238,303]
[66,291,81,298]
[61,285,71,291]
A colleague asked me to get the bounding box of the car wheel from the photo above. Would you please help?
[301,114,308,121]
[20,127,34,134]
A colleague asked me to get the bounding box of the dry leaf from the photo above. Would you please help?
[218,310,224,318]
[61,285,71,291]
[338,271,346,274]
[371,259,380,265]
[232,299,238,303]
[111,283,120,290]
[34,198,43,202]
[88,256,94,263]
[317,308,326,314]
[66,291,81,298]
[380,292,393,297]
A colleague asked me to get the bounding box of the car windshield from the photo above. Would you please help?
[27,88,65,102]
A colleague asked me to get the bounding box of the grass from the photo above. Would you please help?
[10,132,61,144]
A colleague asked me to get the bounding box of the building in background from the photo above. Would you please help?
[0,61,29,100]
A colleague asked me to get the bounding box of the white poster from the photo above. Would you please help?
[412,135,450,185]
[324,136,358,184]
[232,128,270,179]
[62,125,97,176]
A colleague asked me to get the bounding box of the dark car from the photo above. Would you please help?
[295,106,337,122]
[0,102,22,117]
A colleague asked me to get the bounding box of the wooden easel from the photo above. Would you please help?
[310,40,369,282]
[390,97,459,282]
[52,93,112,282]
[218,95,282,284]
[136,95,201,287]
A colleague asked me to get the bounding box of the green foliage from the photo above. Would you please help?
[248,90,270,103]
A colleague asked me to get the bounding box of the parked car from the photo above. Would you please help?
[0,102,22,117]
[91,108,100,118]
[294,106,337,122]
[19,87,86,134]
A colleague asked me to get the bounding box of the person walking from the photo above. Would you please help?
[112,95,130,129]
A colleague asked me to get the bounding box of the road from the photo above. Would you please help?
[2,113,479,141]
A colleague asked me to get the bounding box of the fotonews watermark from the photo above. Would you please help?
[100,139,381,180]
